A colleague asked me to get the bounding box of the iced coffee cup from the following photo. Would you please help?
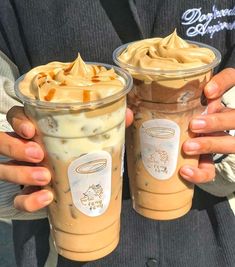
[113,30,221,220]
[14,55,132,261]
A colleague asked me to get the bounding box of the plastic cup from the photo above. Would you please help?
[113,41,221,220]
[14,63,132,261]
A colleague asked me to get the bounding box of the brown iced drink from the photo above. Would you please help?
[113,30,221,220]
[15,55,132,261]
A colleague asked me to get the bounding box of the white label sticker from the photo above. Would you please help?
[68,151,112,217]
[140,119,180,180]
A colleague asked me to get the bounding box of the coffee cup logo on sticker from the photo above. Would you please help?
[75,159,107,174]
[68,151,112,217]
[140,119,180,180]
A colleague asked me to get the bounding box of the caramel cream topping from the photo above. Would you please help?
[19,54,124,103]
[118,30,216,71]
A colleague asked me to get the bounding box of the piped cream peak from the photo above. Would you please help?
[19,54,124,103]
[118,30,216,71]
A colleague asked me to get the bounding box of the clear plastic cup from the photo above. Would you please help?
[15,63,132,261]
[113,41,221,220]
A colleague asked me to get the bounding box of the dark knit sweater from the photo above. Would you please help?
[1,0,235,73]
[0,1,235,267]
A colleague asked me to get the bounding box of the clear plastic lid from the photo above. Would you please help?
[14,62,133,110]
[113,40,221,77]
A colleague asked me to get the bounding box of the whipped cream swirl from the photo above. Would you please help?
[19,54,124,103]
[118,30,216,71]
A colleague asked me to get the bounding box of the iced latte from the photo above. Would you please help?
[113,31,221,220]
[15,55,132,260]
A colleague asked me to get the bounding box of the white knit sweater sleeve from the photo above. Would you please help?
[0,51,47,219]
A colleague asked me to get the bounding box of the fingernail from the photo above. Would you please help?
[184,141,200,152]
[206,81,218,98]
[20,124,31,137]
[181,167,194,179]
[25,147,42,159]
[191,119,207,130]
[38,192,53,204]
[32,170,50,182]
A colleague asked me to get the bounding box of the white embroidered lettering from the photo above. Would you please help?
[181,5,235,38]
[181,8,201,25]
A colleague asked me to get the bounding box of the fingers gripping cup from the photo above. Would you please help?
[113,30,221,220]
[14,55,132,261]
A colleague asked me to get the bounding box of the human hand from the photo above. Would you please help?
[126,107,133,127]
[0,106,53,212]
[0,106,133,212]
[180,68,235,183]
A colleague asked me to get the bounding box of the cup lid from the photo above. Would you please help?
[113,40,221,77]
[15,62,133,110]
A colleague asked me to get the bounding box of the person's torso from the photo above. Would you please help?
[0,0,234,73]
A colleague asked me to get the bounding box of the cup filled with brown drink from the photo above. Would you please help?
[14,55,132,261]
[113,30,221,220]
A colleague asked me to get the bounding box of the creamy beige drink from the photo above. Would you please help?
[113,31,221,220]
[15,55,132,261]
